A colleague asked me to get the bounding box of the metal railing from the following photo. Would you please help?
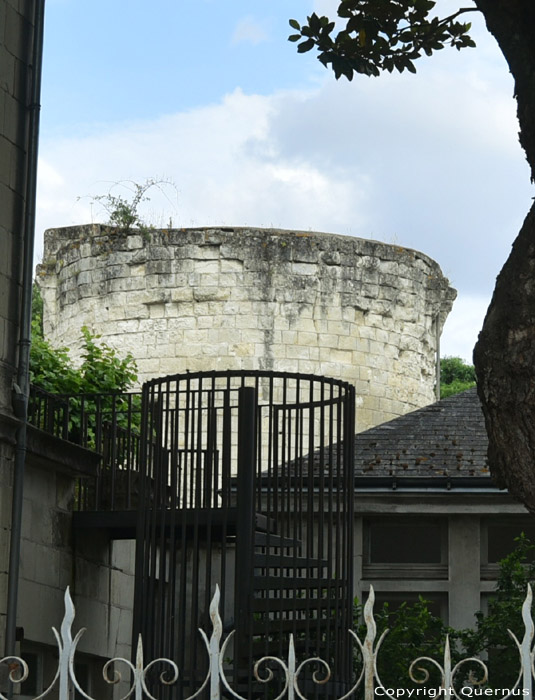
[28,386,143,510]
[27,372,356,697]
[2,585,535,700]
[28,385,70,439]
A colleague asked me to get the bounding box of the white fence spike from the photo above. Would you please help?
[2,584,535,700]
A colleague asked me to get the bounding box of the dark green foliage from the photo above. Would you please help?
[30,284,83,395]
[75,327,138,394]
[440,379,476,398]
[440,356,476,398]
[31,282,44,336]
[460,534,535,689]
[289,1,476,80]
[441,356,476,384]
[30,282,140,446]
[353,596,454,691]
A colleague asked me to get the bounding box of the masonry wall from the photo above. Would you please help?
[17,460,135,662]
[38,225,456,431]
[0,0,36,660]
[0,0,32,412]
[16,453,135,697]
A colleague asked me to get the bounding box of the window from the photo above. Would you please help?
[364,518,446,565]
[480,518,535,579]
[486,522,535,564]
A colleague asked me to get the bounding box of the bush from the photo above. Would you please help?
[353,596,453,691]
[460,534,535,689]
[30,283,140,445]
[440,356,476,397]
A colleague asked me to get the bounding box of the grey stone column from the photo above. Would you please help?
[448,515,480,629]
[353,516,364,601]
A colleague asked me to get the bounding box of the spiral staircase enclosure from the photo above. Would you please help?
[132,370,355,696]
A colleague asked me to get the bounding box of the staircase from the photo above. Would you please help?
[252,531,332,649]
[64,370,355,698]
[230,527,349,699]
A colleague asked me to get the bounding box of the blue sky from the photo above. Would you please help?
[41,0,317,131]
[36,0,535,362]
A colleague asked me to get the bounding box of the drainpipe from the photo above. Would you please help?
[4,0,46,665]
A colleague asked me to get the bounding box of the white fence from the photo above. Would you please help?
[1,585,534,700]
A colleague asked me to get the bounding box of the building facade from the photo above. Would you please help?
[353,389,532,628]
[0,0,40,661]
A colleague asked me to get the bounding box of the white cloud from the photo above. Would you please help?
[440,294,490,363]
[35,87,372,260]
[231,17,269,46]
[36,23,532,310]
[38,159,64,189]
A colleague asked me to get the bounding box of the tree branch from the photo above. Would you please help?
[437,7,479,27]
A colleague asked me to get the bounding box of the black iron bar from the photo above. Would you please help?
[204,380,216,644]
[189,375,203,683]
[235,385,257,690]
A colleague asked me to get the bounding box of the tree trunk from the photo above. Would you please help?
[473,0,535,509]
[474,202,535,509]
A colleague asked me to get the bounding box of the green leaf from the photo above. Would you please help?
[289,18,300,30]
[307,12,321,33]
[297,39,315,53]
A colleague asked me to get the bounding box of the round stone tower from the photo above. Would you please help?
[37,225,456,431]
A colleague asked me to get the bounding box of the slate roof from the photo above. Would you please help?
[354,388,490,479]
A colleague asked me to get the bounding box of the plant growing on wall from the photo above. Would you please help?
[87,177,178,240]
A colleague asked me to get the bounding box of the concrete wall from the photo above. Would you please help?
[13,447,135,698]
[0,0,36,657]
[17,459,135,662]
[38,225,456,431]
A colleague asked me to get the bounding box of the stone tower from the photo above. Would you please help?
[37,225,456,431]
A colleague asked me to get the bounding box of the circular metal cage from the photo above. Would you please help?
[134,370,356,697]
